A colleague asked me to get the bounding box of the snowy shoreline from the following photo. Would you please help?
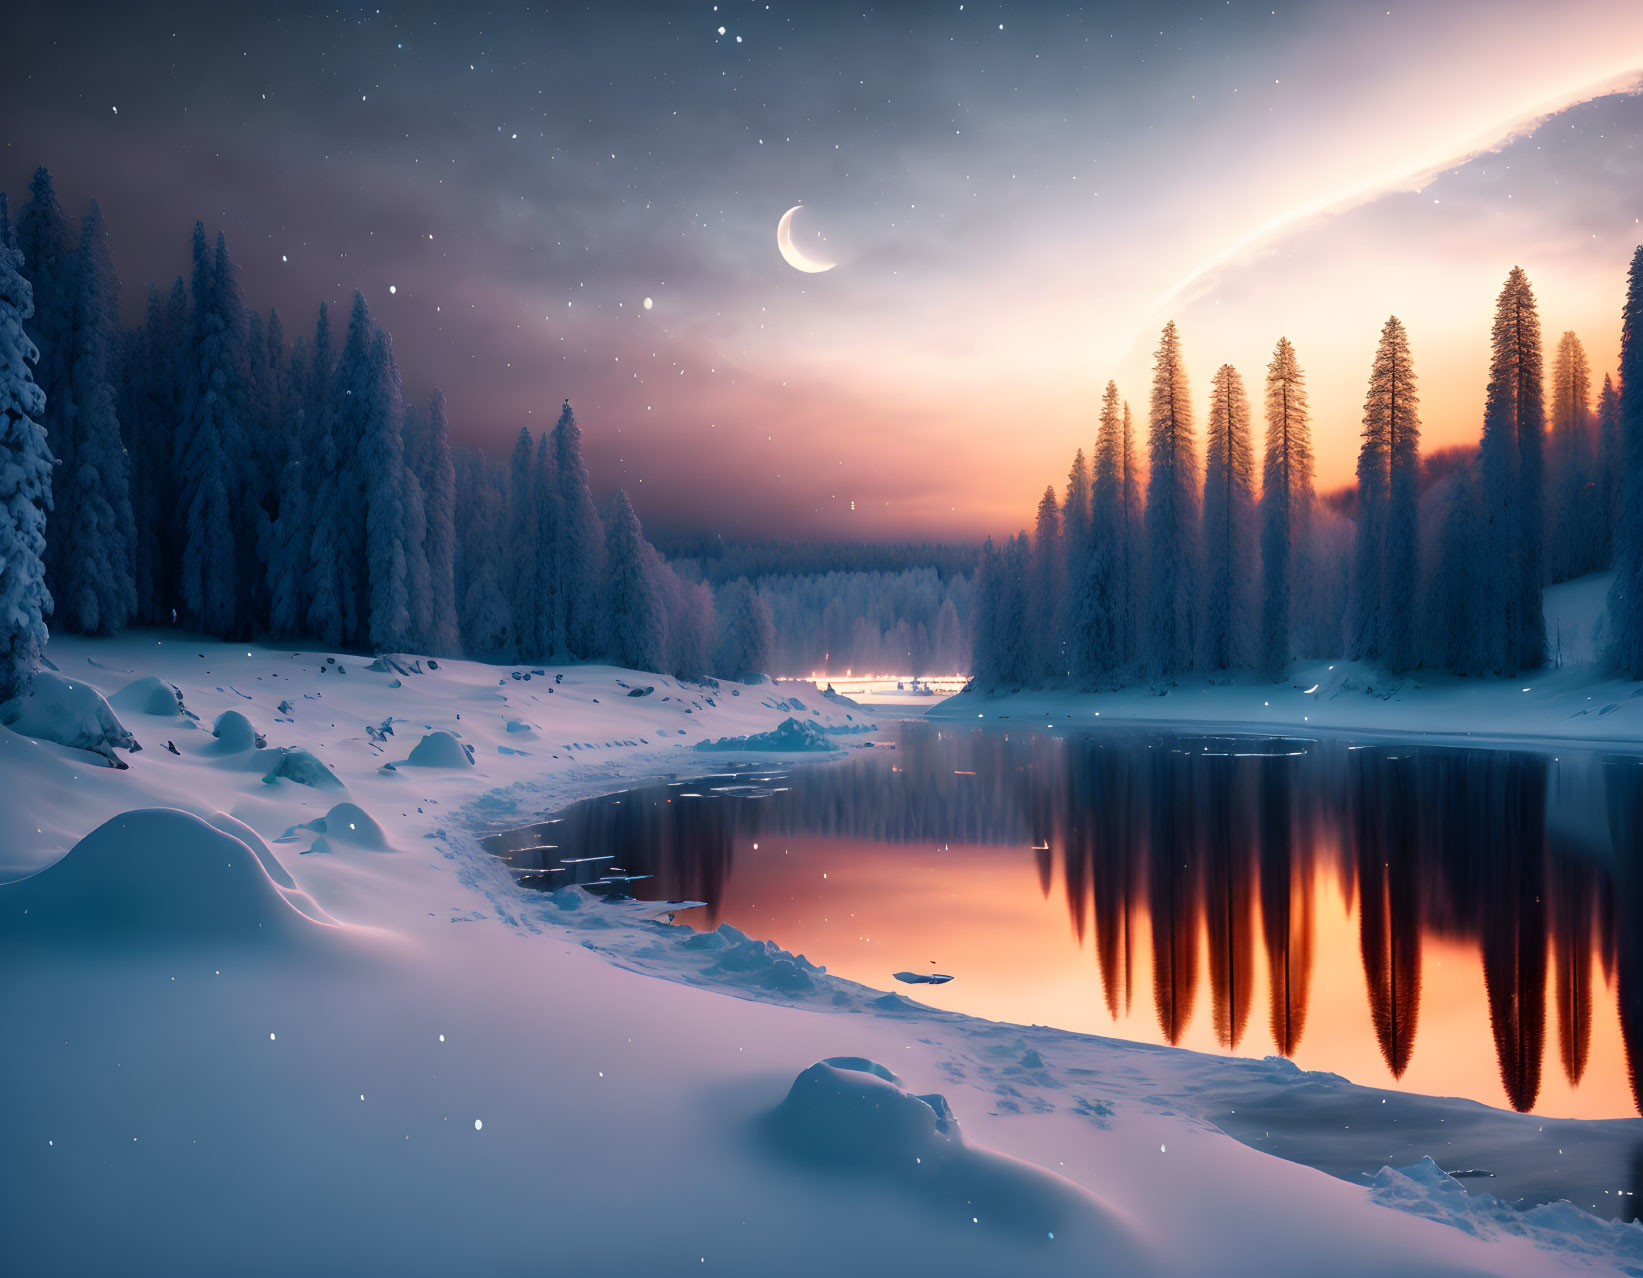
[4,631,1643,1276]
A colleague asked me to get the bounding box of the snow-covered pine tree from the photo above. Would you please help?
[175,224,244,636]
[1478,267,1546,674]
[1119,399,1143,666]
[551,400,604,658]
[713,576,775,681]
[601,489,665,672]
[408,390,460,654]
[532,429,561,660]
[308,297,372,646]
[1199,362,1256,672]
[53,200,137,635]
[302,303,349,642]
[1597,373,1622,568]
[0,227,54,702]
[360,327,415,652]
[16,170,76,605]
[1607,246,1643,677]
[266,332,311,637]
[1258,338,1314,678]
[1144,321,1199,678]
[1060,448,1094,681]
[1547,331,1599,582]
[1030,484,1064,679]
[506,426,542,659]
[454,451,512,658]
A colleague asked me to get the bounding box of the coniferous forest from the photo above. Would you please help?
[0,168,777,701]
[972,250,1643,690]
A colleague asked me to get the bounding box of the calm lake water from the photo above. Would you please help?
[487,723,1643,1119]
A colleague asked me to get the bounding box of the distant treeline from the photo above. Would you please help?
[0,168,775,703]
[973,255,1643,690]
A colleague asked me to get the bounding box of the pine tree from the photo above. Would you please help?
[1548,331,1597,582]
[714,577,774,680]
[0,230,54,702]
[1478,268,1546,673]
[308,296,372,646]
[454,452,512,658]
[1144,322,1199,678]
[408,390,460,654]
[506,426,542,658]
[175,225,244,636]
[16,170,76,604]
[360,327,414,651]
[1608,247,1643,677]
[1259,338,1314,677]
[1030,484,1064,678]
[1119,399,1143,665]
[1352,316,1420,670]
[971,537,1002,688]
[52,200,135,634]
[601,489,665,671]
[551,400,604,657]
[1089,382,1125,675]
[532,430,560,658]
[1060,448,1094,681]
[1597,374,1622,566]
[1199,363,1255,671]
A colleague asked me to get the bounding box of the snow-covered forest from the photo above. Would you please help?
[973,254,1643,690]
[0,168,779,703]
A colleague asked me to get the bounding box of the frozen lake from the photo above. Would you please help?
[488,722,1643,1120]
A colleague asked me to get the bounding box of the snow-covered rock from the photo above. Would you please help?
[262,747,344,790]
[210,709,265,752]
[310,802,389,850]
[110,675,191,719]
[1,671,138,766]
[405,730,474,768]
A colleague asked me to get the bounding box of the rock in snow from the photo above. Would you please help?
[1,671,138,766]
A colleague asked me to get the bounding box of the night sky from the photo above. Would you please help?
[5,1,1642,540]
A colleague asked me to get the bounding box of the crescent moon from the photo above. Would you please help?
[777,205,836,274]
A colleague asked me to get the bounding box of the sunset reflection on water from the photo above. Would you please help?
[490,724,1643,1119]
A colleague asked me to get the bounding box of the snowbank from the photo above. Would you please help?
[404,729,474,767]
[1,670,138,765]
[0,808,339,950]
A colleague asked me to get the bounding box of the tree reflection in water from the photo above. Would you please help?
[486,724,1643,1116]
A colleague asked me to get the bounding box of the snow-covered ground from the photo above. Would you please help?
[933,573,1643,750]
[4,626,1642,1276]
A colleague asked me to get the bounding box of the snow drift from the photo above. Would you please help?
[766,1057,1146,1256]
[0,808,340,950]
[1,670,138,765]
